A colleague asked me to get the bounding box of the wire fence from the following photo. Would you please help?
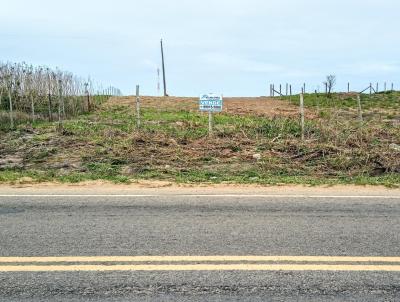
[269,82,396,97]
[0,62,122,130]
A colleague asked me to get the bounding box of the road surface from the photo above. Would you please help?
[0,186,400,301]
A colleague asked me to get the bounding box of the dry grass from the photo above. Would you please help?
[0,93,399,186]
[108,96,305,118]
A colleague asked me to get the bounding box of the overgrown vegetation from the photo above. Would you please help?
[0,61,121,130]
[0,91,399,186]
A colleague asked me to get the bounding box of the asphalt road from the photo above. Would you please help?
[1,189,400,301]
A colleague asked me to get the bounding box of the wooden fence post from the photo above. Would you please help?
[29,77,35,123]
[48,80,53,122]
[30,93,35,123]
[357,94,363,123]
[84,83,91,112]
[300,93,305,141]
[8,84,14,129]
[136,85,141,129]
[57,80,63,131]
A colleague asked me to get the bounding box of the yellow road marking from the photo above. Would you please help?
[1,264,400,272]
[1,256,400,263]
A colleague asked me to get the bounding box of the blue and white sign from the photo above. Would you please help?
[199,93,223,112]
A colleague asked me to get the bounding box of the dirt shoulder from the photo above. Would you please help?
[0,181,399,196]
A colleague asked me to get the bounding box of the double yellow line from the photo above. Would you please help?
[1,256,400,272]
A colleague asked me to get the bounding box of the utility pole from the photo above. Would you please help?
[160,39,168,97]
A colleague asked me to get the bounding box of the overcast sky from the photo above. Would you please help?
[1,0,399,96]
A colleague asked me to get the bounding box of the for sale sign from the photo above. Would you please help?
[199,94,223,112]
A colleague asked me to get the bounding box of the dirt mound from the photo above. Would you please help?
[106,96,300,117]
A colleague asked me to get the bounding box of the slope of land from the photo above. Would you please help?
[109,96,302,117]
[0,94,399,186]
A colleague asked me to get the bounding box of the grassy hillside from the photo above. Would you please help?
[0,93,399,186]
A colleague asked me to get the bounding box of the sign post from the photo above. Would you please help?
[208,111,213,134]
[199,93,223,136]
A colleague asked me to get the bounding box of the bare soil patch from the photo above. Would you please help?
[1,181,400,197]
[107,96,301,117]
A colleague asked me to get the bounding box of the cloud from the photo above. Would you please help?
[199,53,283,73]
[1,0,400,95]
[142,59,159,70]
[341,62,400,75]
